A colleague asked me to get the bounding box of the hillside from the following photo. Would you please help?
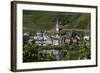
[23,10,91,32]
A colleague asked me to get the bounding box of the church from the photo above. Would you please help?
[51,18,65,46]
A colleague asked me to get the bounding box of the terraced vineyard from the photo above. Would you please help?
[23,10,91,32]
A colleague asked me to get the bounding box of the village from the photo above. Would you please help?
[24,18,90,46]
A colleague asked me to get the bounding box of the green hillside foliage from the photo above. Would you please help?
[23,10,90,31]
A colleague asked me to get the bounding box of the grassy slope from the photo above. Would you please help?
[23,10,91,31]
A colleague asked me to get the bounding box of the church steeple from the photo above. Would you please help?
[56,18,59,32]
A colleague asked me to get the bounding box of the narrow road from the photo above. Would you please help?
[63,29,90,32]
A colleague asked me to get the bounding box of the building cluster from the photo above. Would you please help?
[24,18,90,46]
[24,18,65,46]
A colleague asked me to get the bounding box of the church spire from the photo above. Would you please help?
[56,18,59,32]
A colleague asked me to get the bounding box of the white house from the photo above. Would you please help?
[33,32,46,46]
[23,32,29,36]
[83,35,90,41]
